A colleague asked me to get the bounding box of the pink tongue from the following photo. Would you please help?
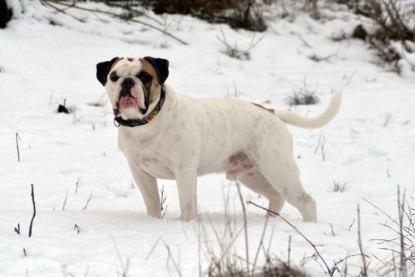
[119,96,139,110]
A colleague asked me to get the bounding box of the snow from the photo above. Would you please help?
[1,1,414,276]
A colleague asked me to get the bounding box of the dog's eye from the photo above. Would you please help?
[137,72,152,83]
[110,73,119,82]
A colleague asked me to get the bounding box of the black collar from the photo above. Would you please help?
[114,86,166,128]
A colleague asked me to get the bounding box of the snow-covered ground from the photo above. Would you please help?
[1,1,414,276]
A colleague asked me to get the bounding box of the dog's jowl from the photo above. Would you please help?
[96,57,341,222]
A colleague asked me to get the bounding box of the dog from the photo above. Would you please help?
[96,56,341,222]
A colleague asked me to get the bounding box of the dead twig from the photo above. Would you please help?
[363,185,414,276]
[314,134,328,161]
[357,204,369,276]
[252,214,270,272]
[14,223,21,235]
[16,133,21,162]
[248,200,333,276]
[397,187,408,277]
[62,190,68,210]
[146,237,182,277]
[28,184,36,238]
[82,192,93,210]
[160,185,168,219]
[112,236,131,277]
[235,181,250,273]
[75,177,80,194]
[74,224,81,234]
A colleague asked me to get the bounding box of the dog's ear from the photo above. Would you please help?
[143,56,169,85]
[96,57,119,86]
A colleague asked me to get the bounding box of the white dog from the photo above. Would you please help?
[96,56,341,222]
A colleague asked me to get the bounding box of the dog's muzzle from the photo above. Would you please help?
[116,77,148,115]
[113,85,166,128]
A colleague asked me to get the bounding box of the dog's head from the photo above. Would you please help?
[96,57,169,120]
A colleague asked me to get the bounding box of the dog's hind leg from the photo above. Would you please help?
[237,168,285,216]
[248,137,317,222]
[258,164,316,222]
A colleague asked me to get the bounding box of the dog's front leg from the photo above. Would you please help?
[128,162,161,218]
[175,167,198,221]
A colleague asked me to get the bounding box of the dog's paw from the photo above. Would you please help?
[147,209,161,219]
[180,209,197,221]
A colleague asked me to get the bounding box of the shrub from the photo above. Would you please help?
[106,0,267,32]
[0,0,13,29]
[285,80,319,107]
[352,0,415,72]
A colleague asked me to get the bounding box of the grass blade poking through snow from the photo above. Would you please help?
[235,181,250,273]
[15,132,20,162]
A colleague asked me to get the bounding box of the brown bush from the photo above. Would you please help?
[353,0,415,71]
[107,0,267,32]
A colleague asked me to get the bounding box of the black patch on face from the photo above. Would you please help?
[143,56,169,84]
[137,71,152,88]
[134,71,152,114]
[96,57,119,86]
[141,79,151,115]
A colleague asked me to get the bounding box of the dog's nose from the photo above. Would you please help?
[121,78,135,88]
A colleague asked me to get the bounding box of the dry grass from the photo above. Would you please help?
[285,80,319,107]
[112,0,268,32]
[199,182,309,277]
[353,0,415,72]
[217,29,264,60]
[364,187,415,276]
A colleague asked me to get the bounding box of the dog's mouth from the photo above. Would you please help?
[112,85,166,128]
[117,95,147,114]
[114,87,148,117]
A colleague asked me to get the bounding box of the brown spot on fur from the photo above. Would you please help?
[127,58,134,62]
[139,58,160,103]
[252,103,275,114]
[139,58,158,83]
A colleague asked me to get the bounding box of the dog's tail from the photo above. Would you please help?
[276,92,341,129]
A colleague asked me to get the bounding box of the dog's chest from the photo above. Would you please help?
[131,149,175,179]
[140,153,175,179]
[119,133,176,179]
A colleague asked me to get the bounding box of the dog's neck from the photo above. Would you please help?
[117,85,177,143]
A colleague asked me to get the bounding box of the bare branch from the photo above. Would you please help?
[40,0,189,46]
